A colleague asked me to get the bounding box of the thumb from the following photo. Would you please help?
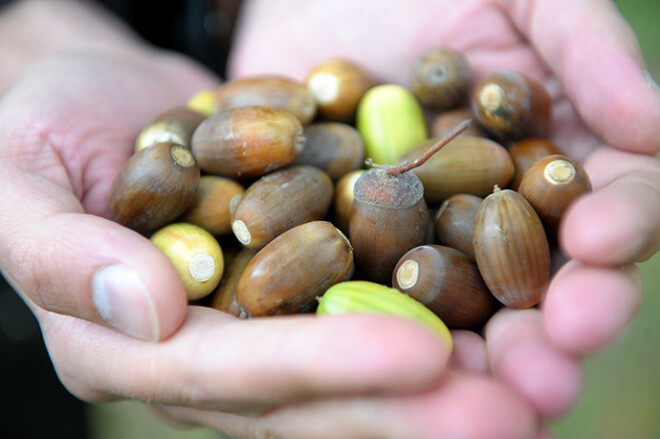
[0,168,188,341]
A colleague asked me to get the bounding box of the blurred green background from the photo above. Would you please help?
[88,1,660,438]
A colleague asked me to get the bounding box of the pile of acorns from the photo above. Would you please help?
[110,47,592,341]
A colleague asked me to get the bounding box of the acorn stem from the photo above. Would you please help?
[365,119,472,173]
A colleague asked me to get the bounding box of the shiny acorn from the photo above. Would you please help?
[209,247,257,317]
[110,142,199,234]
[293,122,365,180]
[191,105,305,178]
[186,89,218,117]
[150,223,224,301]
[237,221,354,317]
[399,135,514,204]
[134,106,206,151]
[333,169,365,234]
[509,138,564,190]
[472,70,552,141]
[317,280,453,347]
[393,245,498,328]
[434,193,483,261]
[231,165,334,249]
[410,46,472,110]
[473,186,551,309]
[180,176,245,236]
[431,108,485,138]
[306,58,373,121]
[214,75,317,124]
[518,154,592,226]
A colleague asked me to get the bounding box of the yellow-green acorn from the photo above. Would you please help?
[150,223,224,301]
[356,84,428,165]
[317,280,453,348]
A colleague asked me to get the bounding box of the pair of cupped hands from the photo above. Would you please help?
[0,0,658,438]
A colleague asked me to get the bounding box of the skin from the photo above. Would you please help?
[0,0,658,437]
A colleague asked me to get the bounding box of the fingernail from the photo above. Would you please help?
[644,69,660,93]
[92,264,159,341]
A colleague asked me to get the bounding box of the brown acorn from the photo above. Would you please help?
[398,135,514,204]
[191,105,305,178]
[509,138,564,190]
[209,247,258,317]
[393,245,498,328]
[350,121,470,284]
[231,165,334,249]
[306,58,373,121]
[236,221,354,317]
[333,169,365,234]
[430,108,485,138]
[179,176,245,236]
[472,71,551,141]
[473,186,551,309]
[518,154,592,227]
[214,75,317,124]
[410,47,472,110]
[110,142,199,233]
[134,106,206,151]
[293,122,365,180]
[434,194,483,261]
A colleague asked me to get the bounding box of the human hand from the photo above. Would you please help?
[223,0,660,432]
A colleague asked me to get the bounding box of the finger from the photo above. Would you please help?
[0,173,188,341]
[486,309,583,420]
[560,148,660,264]
[497,0,660,154]
[41,307,452,412]
[450,330,489,374]
[153,372,538,439]
[542,260,642,354]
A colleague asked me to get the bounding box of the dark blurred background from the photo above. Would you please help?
[1,0,659,438]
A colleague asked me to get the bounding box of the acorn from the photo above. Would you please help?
[317,280,452,347]
[237,221,354,317]
[134,106,206,151]
[509,138,564,190]
[306,58,373,121]
[150,223,224,301]
[209,247,258,317]
[430,108,485,138]
[518,154,592,227]
[434,194,483,261]
[393,245,498,328]
[293,122,365,180]
[472,70,551,141]
[410,46,472,110]
[473,186,551,309]
[350,121,470,284]
[186,89,218,117]
[179,176,245,236]
[356,84,428,164]
[191,105,305,178]
[110,142,200,234]
[333,169,365,234]
[231,165,334,249]
[398,135,514,204]
[214,75,317,124]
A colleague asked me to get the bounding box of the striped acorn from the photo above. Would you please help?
[317,280,452,347]
[237,221,354,317]
[399,135,514,204]
[231,165,334,249]
[473,186,551,309]
[356,84,428,165]
[134,106,206,151]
